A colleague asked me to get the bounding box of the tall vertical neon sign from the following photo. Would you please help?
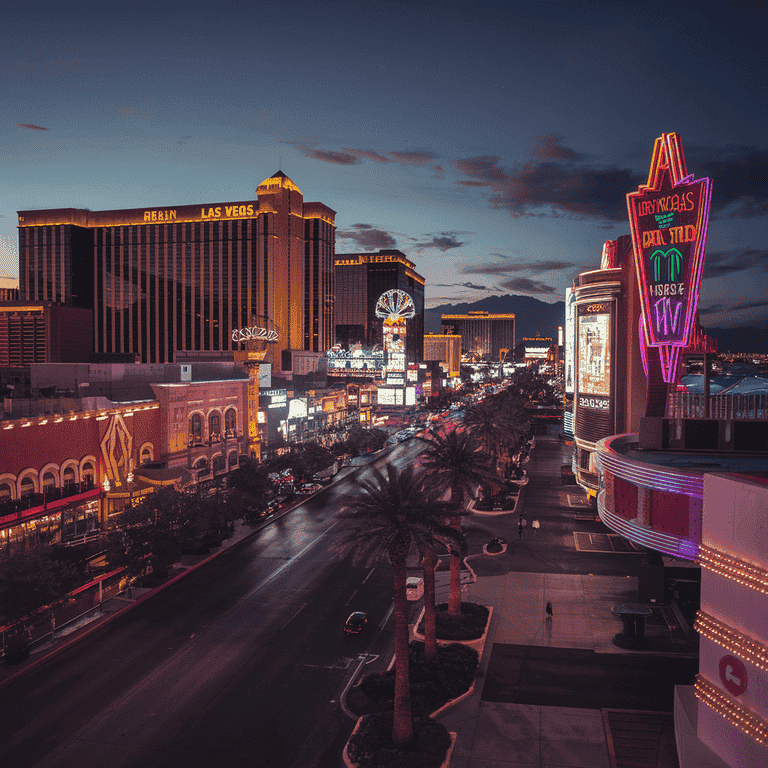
[627,133,712,384]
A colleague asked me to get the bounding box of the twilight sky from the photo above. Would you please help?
[2,0,766,329]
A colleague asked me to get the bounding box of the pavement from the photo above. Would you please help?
[1,428,697,768]
[345,425,696,768]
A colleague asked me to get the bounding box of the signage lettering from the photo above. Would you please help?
[579,395,610,411]
[144,209,177,222]
[200,204,254,219]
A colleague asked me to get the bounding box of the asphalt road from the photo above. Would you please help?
[0,439,427,768]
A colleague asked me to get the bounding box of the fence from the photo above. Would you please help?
[667,392,768,421]
[0,567,129,659]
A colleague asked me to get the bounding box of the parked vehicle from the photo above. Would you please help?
[405,576,424,601]
[344,611,368,635]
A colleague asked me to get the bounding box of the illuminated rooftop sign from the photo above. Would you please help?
[627,133,712,382]
[232,325,279,343]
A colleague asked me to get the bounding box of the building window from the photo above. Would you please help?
[43,472,57,490]
[140,446,152,464]
[20,477,35,497]
[225,408,237,436]
[63,467,76,487]
[190,413,202,445]
[0,482,12,501]
[209,411,221,440]
[82,463,95,487]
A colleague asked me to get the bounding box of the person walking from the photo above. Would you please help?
[518,521,524,538]
[546,601,553,619]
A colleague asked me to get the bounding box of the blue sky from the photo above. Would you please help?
[2,0,766,329]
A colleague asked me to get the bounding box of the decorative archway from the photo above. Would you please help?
[208,410,222,441]
[18,470,38,497]
[189,413,203,445]
[138,443,154,465]
[60,459,80,486]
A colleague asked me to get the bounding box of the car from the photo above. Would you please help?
[405,577,424,601]
[298,482,322,495]
[344,611,368,635]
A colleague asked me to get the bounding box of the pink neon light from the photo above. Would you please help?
[627,133,712,362]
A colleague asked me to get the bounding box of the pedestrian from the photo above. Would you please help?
[532,519,540,534]
[546,601,553,619]
[518,521,524,538]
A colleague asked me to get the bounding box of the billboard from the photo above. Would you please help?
[627,133,712,382]
[564,288,576,395]
[577,302,612,413]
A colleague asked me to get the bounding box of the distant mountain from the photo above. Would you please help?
[425,294,565,342]
[702,326,768,355]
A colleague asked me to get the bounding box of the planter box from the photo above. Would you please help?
[343,717,456,768]
[413,605,493,652]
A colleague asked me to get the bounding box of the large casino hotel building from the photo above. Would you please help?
[16,172,336,371]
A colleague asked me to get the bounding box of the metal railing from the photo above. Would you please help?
[667,392,768,421]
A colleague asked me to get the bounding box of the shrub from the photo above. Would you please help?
[360,642,478,717]
[347,711,452,768]
[417,602,490,641]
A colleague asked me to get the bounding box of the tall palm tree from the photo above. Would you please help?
[332,464,460,748]
[419,429,497,617]
[464,400,511,473]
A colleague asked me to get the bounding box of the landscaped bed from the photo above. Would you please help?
[415,601,491,643]
[359,641,479,716]
[345,711,453,768]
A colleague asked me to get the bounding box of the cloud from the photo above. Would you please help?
[704,247,768,278]
[498,276,559,295]
[341,148,390,163]
[433,281,488,291]
[462,259,575,276]
[689,146,768,219]
[414,232,467,252]
[306,148,360,165]
[452,154,641,221]
[0,214,9,219]
[432,164,445,180]
[16,123,48,131]
[337,223,397,250]
[532,135,585,161]
[386,150,439,166]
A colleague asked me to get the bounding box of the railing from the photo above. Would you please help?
[667,392,768,421]
[0,482,100,520]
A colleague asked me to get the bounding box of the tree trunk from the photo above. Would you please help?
[389,537,413,749]
[421,546,438,660]
[448,480,464,617]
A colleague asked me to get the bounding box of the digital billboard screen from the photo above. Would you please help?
[578,311,611,397]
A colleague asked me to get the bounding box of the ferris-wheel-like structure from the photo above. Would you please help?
[375,289,416,323]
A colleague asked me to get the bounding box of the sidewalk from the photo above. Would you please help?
[393,431,688,768]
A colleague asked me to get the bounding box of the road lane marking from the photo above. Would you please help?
[361,567,375,584]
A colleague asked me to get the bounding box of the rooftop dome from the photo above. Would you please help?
[256,170,302,196]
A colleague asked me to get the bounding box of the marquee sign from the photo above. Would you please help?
[232,325,279,343]
[627,133,712,383]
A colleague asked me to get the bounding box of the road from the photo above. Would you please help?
[0,439,427,768]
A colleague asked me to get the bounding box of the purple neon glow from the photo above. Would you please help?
[597,491,698,560]
[639,316,649,378]
[595,434,705,498]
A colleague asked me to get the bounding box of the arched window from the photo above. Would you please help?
[140,446,152,464]
[42,472,57,490]
[0,482,12,501]
[193,457,208,470]
[63,467,76,487]
[228,451,239,467]
[225,408,237,436]
[209,411,221,440]
[190,413,202,445]
[82,463,95,487]
[20,477,35,498]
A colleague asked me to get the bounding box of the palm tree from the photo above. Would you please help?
[419,429,497,617]
[464,400,510,473]
[332,464,460,748]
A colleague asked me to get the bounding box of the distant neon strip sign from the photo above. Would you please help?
[627,133,712,382]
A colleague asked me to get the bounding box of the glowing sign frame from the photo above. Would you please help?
[627,133,712,383]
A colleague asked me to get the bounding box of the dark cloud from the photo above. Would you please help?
[462,259,575,276]
[432,164,445,180]
[306,148,360,165]
[337,223,396,250]
[452,154,643,221]
[414,232,467,252]
[433,281,488,291]
[342,148,390,163]
[704,247,768,278]
[688,146,768,218]
[700,298,767,316]
[532,135,584,161]
[16,123,48,130]
[498,276,559,295]
[387,150,439,166]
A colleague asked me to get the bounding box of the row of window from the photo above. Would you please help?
[189,408,238,444]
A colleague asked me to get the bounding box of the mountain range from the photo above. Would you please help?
[425,295,767,354]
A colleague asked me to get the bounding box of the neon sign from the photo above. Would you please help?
[231,325,279,343]
[627,133,712,383]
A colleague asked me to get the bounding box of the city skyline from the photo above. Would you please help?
[2,0,766,332]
